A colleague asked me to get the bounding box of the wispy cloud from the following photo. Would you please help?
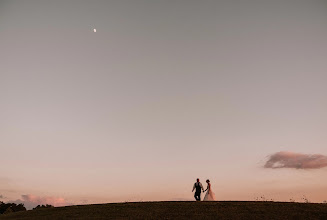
[264,151,327,169]
[10,194,69,210]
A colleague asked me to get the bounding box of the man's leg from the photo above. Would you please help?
[194,193,198,201]
[195,192,200,201]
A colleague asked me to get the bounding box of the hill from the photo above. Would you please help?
[1,201,327,219]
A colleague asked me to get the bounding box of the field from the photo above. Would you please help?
[1,201,327,219]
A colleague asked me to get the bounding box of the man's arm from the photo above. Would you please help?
[201,183,204,191]
[192,183,195,192]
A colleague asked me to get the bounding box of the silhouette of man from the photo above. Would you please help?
[192,178,204,201]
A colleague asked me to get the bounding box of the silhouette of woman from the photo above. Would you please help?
[203,179,216,201]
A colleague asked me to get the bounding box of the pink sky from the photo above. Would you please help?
[1,0,327,208]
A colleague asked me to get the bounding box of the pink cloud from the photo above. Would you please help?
[22,194,67,206]
[10,194,69,210]
[264,151,327,169]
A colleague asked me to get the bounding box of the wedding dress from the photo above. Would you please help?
[203,183,216,201]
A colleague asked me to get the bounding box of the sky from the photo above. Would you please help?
[1,0,327,208]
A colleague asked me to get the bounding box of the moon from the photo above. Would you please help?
[93,28,96,33]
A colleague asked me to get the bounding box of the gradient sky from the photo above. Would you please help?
[1,0,327,207]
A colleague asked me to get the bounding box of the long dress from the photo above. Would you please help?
[203,183,216,201]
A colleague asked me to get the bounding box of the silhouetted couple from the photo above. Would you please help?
[192,178,216,201]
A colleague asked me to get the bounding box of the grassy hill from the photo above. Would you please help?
[1,201,327,219]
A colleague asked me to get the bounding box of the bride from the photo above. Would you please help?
[203,179,216,201]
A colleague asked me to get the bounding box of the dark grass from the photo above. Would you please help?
[1,201,327,220]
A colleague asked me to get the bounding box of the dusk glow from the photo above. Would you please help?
[1,0,327,208]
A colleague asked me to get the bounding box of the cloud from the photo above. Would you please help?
[10,194,69,210]
[0,195,3,199]
[264,151,327,169]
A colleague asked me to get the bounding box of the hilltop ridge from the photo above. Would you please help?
[1,201,327,219]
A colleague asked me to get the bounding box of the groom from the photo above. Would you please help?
[192,178,204,201]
